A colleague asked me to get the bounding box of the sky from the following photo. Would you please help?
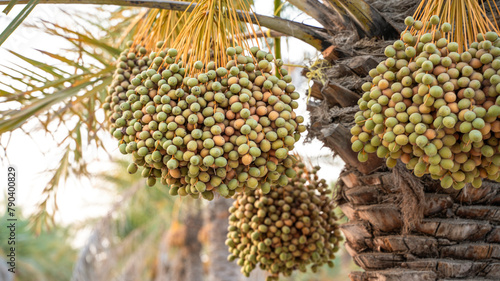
[0,1,345,244]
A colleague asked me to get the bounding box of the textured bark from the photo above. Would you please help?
[325,0,399,38]
[337,170,500,280]
[322,83,359,107]
[287,0,343,33]
[319,123,384,174]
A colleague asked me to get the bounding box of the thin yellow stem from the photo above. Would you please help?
[410,0,500,52]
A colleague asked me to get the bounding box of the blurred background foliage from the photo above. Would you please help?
[0,211,77,281]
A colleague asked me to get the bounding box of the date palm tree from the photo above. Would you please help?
[2,0,499,280]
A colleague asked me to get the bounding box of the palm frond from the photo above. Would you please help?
[39,21,121,56]
[6,49,70,77]
[0,10,133,230]
[36,49,90,71]
[2,0,19,14]
[0,74,110,133]
[0,0,39,46]
[3,62,50,82]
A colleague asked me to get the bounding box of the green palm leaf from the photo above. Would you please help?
[2,0,19,14]
[0,0,39,46]
[0,75,109,133]
[37,21,121,56]
[6,49,70,78]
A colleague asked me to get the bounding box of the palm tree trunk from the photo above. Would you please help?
[338,168,500,280]
[159,199,204,281]
[154,233,170,281]
[205,196,242,281]
[183,204,204,281]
